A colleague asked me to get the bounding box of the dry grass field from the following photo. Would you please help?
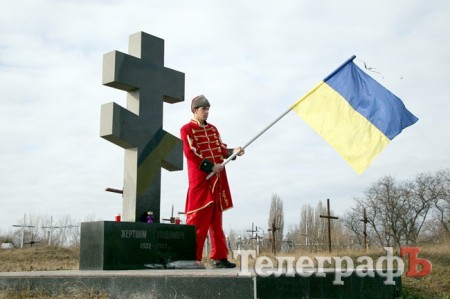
[0,243,448,298]
[400,242,450,299]
[329,243,449,299]
[0,246,106,298]
[0,246,79,272]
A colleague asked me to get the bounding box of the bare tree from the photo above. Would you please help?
[400,171,445,244]
[268,193,284,252]
[347,171,447,247]
[315,201,328,246]
[39,215,80,247]
[285,203,313,247]
[432,169,450,236]
[342,209,364,245]
[56,214,80,247]
[299,203,315,246]
[287,201,350,252]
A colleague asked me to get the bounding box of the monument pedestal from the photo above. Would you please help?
[79,221,196,270]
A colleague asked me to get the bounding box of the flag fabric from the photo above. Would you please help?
[291,56,418,174]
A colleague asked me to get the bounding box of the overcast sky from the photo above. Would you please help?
[1,0,449,237]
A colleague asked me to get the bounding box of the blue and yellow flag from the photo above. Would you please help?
[291,56,418,174]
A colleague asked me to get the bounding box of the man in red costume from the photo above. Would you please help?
[180,95,244,268]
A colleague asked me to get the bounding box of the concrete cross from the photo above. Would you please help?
[100,32,184,223]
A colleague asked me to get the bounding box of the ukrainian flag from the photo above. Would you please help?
[291,56,418,174]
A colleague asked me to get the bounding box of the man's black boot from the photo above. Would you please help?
[213,259,236,268]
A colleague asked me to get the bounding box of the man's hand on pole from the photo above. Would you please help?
[212,164,224,174]
[206,146,245,180]
[233,147,245,156]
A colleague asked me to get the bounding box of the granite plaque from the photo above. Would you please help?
[80,221,196,270]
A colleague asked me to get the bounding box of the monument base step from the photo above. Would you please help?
[0,269,401,299]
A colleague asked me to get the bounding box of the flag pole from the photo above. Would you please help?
[323,55,356,81]
[206,55,357,180]
[206,80,325,180]
[206,106,292,180]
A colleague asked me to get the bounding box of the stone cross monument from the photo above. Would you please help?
[80,32,195,270]
[100,31,184,223]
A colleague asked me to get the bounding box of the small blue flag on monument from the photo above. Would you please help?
[291,55,418,174]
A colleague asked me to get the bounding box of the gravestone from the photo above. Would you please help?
[1,243,14,249]
[79,221,196,270]
[80,32,196,270]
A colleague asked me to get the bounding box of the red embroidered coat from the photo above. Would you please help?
[180,119,234,214]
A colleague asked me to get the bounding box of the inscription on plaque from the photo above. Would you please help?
[121,230,147,238]
[155,231,185,239]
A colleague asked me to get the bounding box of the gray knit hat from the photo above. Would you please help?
[191,95,210,112]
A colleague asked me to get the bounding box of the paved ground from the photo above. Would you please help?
[0,268,242,277]
[0,268,401,298]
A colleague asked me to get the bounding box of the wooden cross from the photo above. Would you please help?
[268,221,279,254]
[100,32,184,222]
[319,198,339,253]
[361,208,369,250]
[247,222,261,255]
